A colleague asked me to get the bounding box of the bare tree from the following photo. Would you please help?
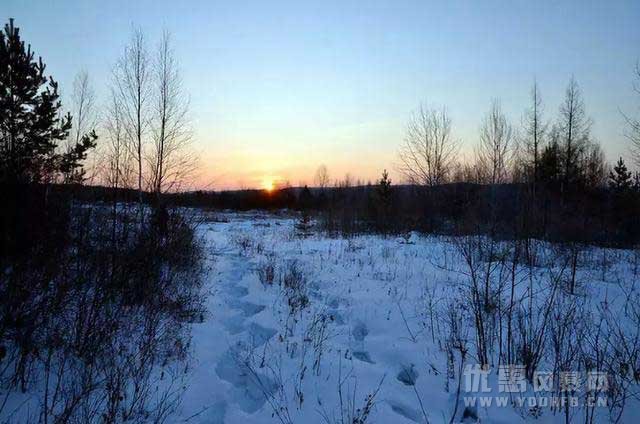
[398,105,458,186]
[69,71,98,149]
[113,28,151,218]
[103,88,133,191]
[625,64,640,167]
[558,77,592,190]
[314,164,330,189]
[582,141,607,188]
[477,99,514,184]
[63,71,99,183]
[148,30,196,195]
[521,82,547,186]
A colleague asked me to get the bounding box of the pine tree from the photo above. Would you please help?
[375,170,393,233]
[1,19,96,258]
[0,19,95,184]
[295,185,314,237]
[538,140,561,186]
[377,170,392,205]
[608,157,632,192]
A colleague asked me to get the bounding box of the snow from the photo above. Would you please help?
[172,212,640,423]
[174,213,457,423]
[4,211,640,423]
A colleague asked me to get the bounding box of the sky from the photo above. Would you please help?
[5,0,640,190]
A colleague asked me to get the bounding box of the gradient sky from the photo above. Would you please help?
[5,0,640,189]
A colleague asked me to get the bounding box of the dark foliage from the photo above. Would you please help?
[0,19,204,421]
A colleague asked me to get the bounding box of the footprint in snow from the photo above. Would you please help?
[222,284,249,298]
[215,349,277,414]
[222,314,245,335]
[387,400,426,423]
[245,322,277,347]
[397,364,419,386]
[195,400,227,424]
[351,321,368,342]
[352,351,375,364]
[228,299,266,317]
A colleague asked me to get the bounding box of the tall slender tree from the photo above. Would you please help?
[148,30,195,195]
[477,99,514,184]
[626,63,640,167]
[64,70,98,183]
[113,28,150,220]
[521,82,547,186]
[557,77,591,191]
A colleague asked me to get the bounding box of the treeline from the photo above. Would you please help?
[159,173,637,247]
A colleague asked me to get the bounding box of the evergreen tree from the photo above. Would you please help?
[295,185,314,236]
[376,170,392,205]
[609,157,632,191]
[0,19,95,184]
[538,140,561,186]
[375,170,393,233]
[1,19,96,258]
[298,185,314,210]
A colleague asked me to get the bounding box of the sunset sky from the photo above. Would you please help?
[5,0,640,190]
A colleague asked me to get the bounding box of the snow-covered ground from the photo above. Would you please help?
[172,212,640,423]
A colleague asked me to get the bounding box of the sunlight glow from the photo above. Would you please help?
[262,178,275,192]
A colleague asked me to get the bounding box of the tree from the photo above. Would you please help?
[582,141,606,188]
[477,99,514,184]
[314,164,330,189]
[0,18,96,259]
[398,105,458,186]
[376,169,392,204]
[113,28,151,217]
[609,157,632,192]
[557,77,592,190]
[103,87,133,191]
[64,70,99,183]
[375,169,393,233]
[0,19,94,184]
[538,139,562,186]
[148,30,196,195]
[626,64,640,167]
[521,82,547,185]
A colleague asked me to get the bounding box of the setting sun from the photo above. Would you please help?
[262,178,275,192]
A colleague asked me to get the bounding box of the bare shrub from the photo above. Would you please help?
[281,261,309,315]
[0,204,205,422]
[318,357,385,424]
[258,253,277,286]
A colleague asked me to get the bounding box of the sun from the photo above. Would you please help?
[262,178,275,192]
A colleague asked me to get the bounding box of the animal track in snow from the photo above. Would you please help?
[215,349,277,414]
[228,299,266,317]
[245,322,277,347]
[387,399,425,423]
[397,364,419,386]
[352,351,375,364]
[351,321,368,342]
